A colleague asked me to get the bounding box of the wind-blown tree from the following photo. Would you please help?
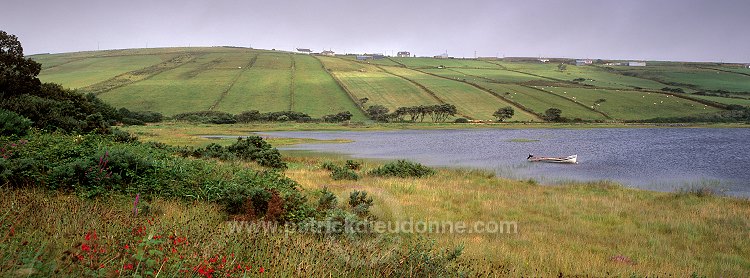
[430,104,457,122]
[543,108,563,122]
[493,106,514,122]
[366,105,390,122]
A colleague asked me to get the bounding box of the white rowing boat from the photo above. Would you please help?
[527,154,577,164]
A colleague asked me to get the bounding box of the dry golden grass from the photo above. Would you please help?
[285,157,750,276]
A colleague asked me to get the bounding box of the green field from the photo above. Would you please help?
[213,53,292,113]
[389,57,496,68]
[31,47,749,121]
[543,87,722,120]
[37,55,164,89]
[318,56,442,111]
[382,66,539,121]
[98,52,246,115]
[493,62,669,90]
[610,65,750,93]
[292,55,367,120]
[691,95,750,106]
[476,82,608,120]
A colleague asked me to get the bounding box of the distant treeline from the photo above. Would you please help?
[170,110,353,124]
[365,104,458,123]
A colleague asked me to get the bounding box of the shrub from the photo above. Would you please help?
[454,117,469,123]
[322,111,353,123]
[171,111,236,124]
[178,136,287,169]
[369,160,435,178]
[331,167,359,181]
[317,187,338,212]
[344,160,361,170]
[0,108,32,136]
[320,161,337,171]
[348,190,373,218]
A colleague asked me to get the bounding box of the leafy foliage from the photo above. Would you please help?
[177,136,287,169]
[366,105,390,122]
[0,108,32,136]
[322,111,353,123]
[368,160,435,178]
[543,108,564,122]
[493,106,515,122]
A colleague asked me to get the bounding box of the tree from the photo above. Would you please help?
[322,111,352,123]
[366,105,390,122]
[493,106,514,122]
[543,108,563,122]
[557,63,567,72]
[594,98,606,109]
[1,30,42,98]
[358,97,369,107]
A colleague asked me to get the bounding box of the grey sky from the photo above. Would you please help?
[2,0,749,62]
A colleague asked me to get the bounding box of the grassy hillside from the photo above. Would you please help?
[32,47,749,121]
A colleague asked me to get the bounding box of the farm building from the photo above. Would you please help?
[575,59,593,66]
[605,62,624,66]
[746,64,750,68]
[538,58,550,63]
[356,55,373,60]
[628,61,646,66]
[296,48,312,54]
[434,53,449,59]
[397,51,411,57]
[320,50,335,56]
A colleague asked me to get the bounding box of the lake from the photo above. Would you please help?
[256,128,750,197]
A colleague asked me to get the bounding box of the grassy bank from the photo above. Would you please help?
[124,123,750,275]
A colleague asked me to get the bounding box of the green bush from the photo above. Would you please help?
[369,160,435,178]
[454,117,469,123]
[316,187,338,212]
[0,109,32,136]
[348,190,373,217]
[344,160,361,170]
[331,167,359,181]
[171,111,236,124]
[177,136,287,169]
[320,161,337,171]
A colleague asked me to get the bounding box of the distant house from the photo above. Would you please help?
[746,64,750,69]
[356,55,373,61]
[320,50,335,56]
[397,51,411,57]
[605,62,623,66]
[538,58,550,63]
[575,59,593,66]
[296,48,312,54]
[372,54,385,60]
[628,61,646,67]
[434,53,449,59]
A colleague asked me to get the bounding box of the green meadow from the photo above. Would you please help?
[318,56,442,111]
[33,47,750,121]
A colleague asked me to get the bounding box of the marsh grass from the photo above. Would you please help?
[283,155,750,276]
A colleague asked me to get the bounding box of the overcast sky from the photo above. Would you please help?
[2,0,749,62]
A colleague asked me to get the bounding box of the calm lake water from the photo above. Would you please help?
[256,128,750,197]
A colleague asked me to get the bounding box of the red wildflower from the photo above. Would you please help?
[81,243,91,252]
[172,247,178,253]
[123,263,134,270]
[259,266,265,273]
[124,244,130,250]
[99,264,105,269]
[85,231,97,241]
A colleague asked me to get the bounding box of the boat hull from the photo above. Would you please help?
[528,154,577,164]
